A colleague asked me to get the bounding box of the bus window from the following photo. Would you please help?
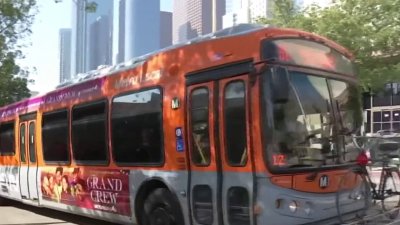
[72,100,108,164]
[224,81,247,166]
[42,110,70,163]
[190,87,211,166]
[28,122,36,163]
[111,88,163,165]
[0,121,15,155]
[20,124,26,162]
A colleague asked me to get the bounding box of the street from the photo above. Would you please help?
[2,196,400,225]
[0,199,117,225]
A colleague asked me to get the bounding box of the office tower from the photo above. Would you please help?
[223,0,250,28]
[117,0,125,64]
[71,0,113,75]
[223,0,274,28]
[70,0,86,76]
[125,0,161,59]
[250,0,273,20]
[59,28,72,83]
[160,11,173,49]
[173,0,226,44]
[89,15,111,70]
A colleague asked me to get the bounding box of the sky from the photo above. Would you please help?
[17,0,173,95]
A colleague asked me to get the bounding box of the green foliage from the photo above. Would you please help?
[258,0,400,92]
[54,0,97,13]
[85,1,98,13]
[0,0,37,106]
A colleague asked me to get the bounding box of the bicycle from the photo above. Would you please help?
[336,136,400,224]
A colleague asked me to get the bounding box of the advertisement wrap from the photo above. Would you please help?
[41,167,131,216]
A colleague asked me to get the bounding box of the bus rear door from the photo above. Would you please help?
[19,114,39,202]
[187,66,255,225]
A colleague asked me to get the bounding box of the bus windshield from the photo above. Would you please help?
[262,68,362,170]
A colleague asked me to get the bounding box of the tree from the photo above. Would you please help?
[0,0,37,106]
[258,0,400,91]
[54,0,98,12]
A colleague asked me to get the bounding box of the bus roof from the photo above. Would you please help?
[0,24,353,119]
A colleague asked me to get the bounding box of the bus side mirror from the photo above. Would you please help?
[271,67,289,103]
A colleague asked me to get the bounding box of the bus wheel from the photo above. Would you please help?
[0,196,7,206]
[142,188,184,225]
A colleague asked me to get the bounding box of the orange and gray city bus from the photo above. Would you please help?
[0,24,364,225]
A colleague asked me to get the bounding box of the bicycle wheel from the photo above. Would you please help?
[336,168,371,223]
[381,168,400,219]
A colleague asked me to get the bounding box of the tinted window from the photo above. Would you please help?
[190,88,211,165]
[111,89,163,164]
[20,124,26,162]
[29,122,36,163]
[373,123,382,133]
[228,187,250,225]
[42,110,69,163]
[373,111,382,122]
[382,111,391,122]
[72,101,107,163]
[193,185,213,225]
[0,122,15,155]
[224,81,247,166]
[393,111,400,121]
[262,39,355,76]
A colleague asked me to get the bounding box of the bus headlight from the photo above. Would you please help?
[289,201,298,213]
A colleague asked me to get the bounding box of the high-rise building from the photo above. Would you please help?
[124,0,172,60]
[225,0,236,14]
[117,0,125,64]
[86,0,113,70]
[172,1,188,44]
[160,11,173,49]
[223,0,250,28]
[71,0,113,76]
[173,0,226,44]
[89,15,112,70]
[223,0,273,28]
[125,0,160,60]
[250,0,273,19]
[59,28,72,83]
[70,0,86,76]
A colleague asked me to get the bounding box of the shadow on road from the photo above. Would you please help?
[1,223,66,225]
[1,199,118,225]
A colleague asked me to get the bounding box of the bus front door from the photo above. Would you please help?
[187,74,255,225]
[19,118,39,202]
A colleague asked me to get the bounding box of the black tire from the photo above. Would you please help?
[141,188,184,225]
[336,168,371,224]
[0,196,8,206]
[381,169,400,219]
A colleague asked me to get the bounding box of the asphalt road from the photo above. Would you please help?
[2,198,400,225]
[0,199,117,225]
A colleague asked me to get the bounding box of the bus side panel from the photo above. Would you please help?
[38,166,133,225]
[0,157,21,201]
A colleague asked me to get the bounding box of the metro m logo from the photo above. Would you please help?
[319,175,329,189]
